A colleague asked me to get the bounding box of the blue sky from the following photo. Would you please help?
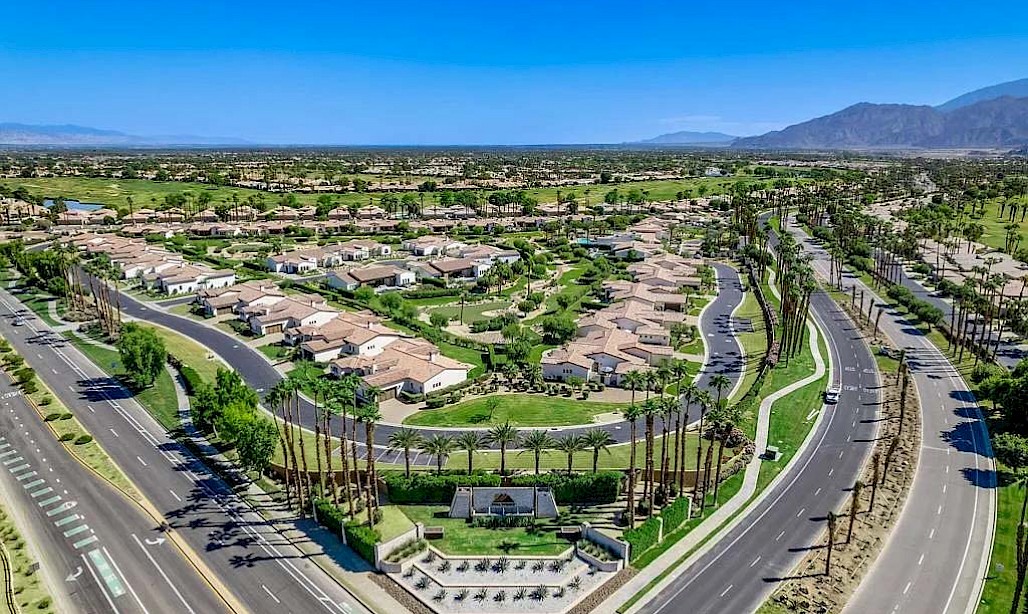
[2,1,1027,144]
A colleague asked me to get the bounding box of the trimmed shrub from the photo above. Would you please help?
[383,472,502,504]
[74,434,93,445]
[659,496,690,533]
[58,433,74,442]
[44,412,61,422]
[344,521,380,564]
[624,516,662,562]
[472,515,534,528]
[314,498,349,535]
[510,471,622,504]
[178,365,204,396]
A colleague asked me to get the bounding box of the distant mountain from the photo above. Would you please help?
[638,131,737,145]
[937,78,1028,112]
[733,96,1028,150]
[0,123,250,146]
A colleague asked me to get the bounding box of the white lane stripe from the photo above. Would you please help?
[81,552,122,614]
[103,546,151,614]
[130,534,196,614]
[73,535,99,549]
[30,487,53,498]
[63,525,90,538]
[169,490,181,502]
[262,584,282,604]
[15,471,37,481]
[54,514,80,527]
[37,495,62,507]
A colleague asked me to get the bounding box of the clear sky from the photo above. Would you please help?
[2,1,1027,144]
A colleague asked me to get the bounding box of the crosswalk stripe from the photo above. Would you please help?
[0,450,17,459]
[15,471,37,481]
[2,456,23,465]
[30,487,53,498]
[46,502,76,517]
[22,479,44,490]
[6,463,28,472]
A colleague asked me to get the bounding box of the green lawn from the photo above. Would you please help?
[18,292,60,327]
[427,300,509,324]
[148,325,222,383]
[377,505,416,542]
[398,505,571,556]
[257,342,293,362]
[733,288,768,402]
[65,332,180,431]
[402,393,625,427]
[435,341,486,378]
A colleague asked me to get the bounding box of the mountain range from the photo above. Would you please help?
[636,130,737,145]
[0,123,251,147]
[731,79,1028,150]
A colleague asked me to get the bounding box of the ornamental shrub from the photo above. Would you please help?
[624,516,662,562]
[659,496,691,533]
[382,472,501,504]
[343,521,380,564]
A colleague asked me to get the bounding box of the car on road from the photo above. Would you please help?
[825,385,841,404]
[12,318,24,326]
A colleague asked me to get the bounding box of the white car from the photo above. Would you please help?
[825,386,841,404]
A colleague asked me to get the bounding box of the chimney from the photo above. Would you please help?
[428,350,438,363]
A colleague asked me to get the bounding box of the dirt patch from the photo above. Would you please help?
[371,574,435,614]
[567,568,638,614]
[762,295,921,613]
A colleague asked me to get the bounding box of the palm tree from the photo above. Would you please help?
[486,421,520,476]
[847,480,863,543]
[709,373,732,406]
[518,431,554,475]
[583,429,615,473]
[621,403,645,529]
[693,390,712,496]
[342,374,363,498]
[825,511,838,576]
[309,377,329,497]
[622,370,645,408]
[553,434,587,476]
[677,383,699,493]
[388,428,424,479]
[641,398,659,515]
[285,376,313,511]
[265,385,292,508]
[710,403,743,505]
[357,402,382,525]
[456,432,483,475]
[422,435,456,475]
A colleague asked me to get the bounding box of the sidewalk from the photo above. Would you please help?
[167,367,411,614]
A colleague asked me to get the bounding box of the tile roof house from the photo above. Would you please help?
[291,312,407,362]
[197,281,285,316]
[329,338,471,400]
[326,264,416,291]
[541,327,672,386]
[245,294,337,336]
[402,236,466,257]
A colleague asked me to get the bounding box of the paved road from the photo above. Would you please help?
[788,219,995,614]
[0,287,373,614]
[101,263,745,463]
[0,375,229,614]
[636,214,881,614]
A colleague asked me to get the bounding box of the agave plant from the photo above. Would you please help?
[532,585,549,601]
[495,556,511,572]
[494,590,507,602]
[414,576,429,591]
[438,560,451,572]
[403,567,415,578]
[474,588,488,601]
[515,560,527,570]
[455,589,469,601]
[554,587,566,599]
[457,560,470,572]
[433,590,447,602]
[475,558,491,572]
[548,559,566,573]
[532,560,545,572]
[568,576,582,591]
[514,587,527,601]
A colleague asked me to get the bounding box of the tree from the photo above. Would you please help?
[518,431,554,475]
[541,315,577,344]
[584,429,615,473]
[709,373,732,406]
[486,421,520,476]
[357,403,383,525]
[456,432,482,475]
[825,511,838,576]
[422,435,456,475]
[388,428,424,479]
[621,403,644,529]
[429,312,450,329]
[553,434,587,476]
[847,480,863,544]
[116,323,166,388]
[236,417,279,474]
[994,432,1028,614]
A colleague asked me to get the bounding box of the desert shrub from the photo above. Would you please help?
[44,412,61,422]
[58,433,74,442]
[74,434,92,445]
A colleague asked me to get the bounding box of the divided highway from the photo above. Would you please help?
[0,285,372,614]
[635,215,882,613]
[0,373,227,614]
[787,218,995,614]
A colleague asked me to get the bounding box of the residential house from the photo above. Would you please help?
[329,338,471,400]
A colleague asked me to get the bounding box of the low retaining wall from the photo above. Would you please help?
[375,523,424,571]
[575,545,624,572]
[582,522,630,561]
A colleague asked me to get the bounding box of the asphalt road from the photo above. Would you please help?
[0,287,373,614]
[788,218,995,614]
[104,262,745,464]
[0,374,229,614]
[636,214,881,614]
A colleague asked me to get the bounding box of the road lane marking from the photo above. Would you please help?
[136,456,147,467]
[917,553,925,566]
[7,463,29,474]
[82,552,124,612]
[54,514,80,527]
[903,581,911,595]
[46,501,76,517]
[63,525,90,538]
[37,495,62,507]
[130,534,196,614]
[814,488,821,496]
[2,456,24,466]
[720,584,733,597]
[750,556,761,567]
[796,508,806,518]
[937,505,943,515]
[0,450,16,459]
[262,584,282,603]
[929,528,936,539]
[110,429,119,438]
[29,487,52,498]
[73,535,99,549]
[15,471,37,481]
[775,530,785,541]
[169,489,181,502]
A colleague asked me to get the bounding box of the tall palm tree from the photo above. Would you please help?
[641,397,660,515]
[553,434,587,476]
[309,376,329,497]
[693,390,712,496]
[422,435,456,475]
[825,511,838,576]
[711,403,743,504]
[583,429,615,473]
[357,402,382,525]
[456,432,483,475]
[388,428,424,479]
[266,385,292,508]
[623,370,645,408]
[342,374,363,498]
[285,375,312,511]
[518,431,554,475]
[677,383,699,493]
[621,403,645,529]
[709,373,732,406]
[486,421,520,476]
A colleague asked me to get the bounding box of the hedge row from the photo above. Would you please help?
[510,471,622,505]
[382,472,502,504]
[659,496,691,534]
[624,516,662,562]
[314,498,348,535]
[344,521,380,564]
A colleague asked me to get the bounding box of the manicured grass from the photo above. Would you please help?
[978,474,1023,614]
[402,393,625,427]
[428,300,509,324]
[148,324,222,383]
[377,505,416,542]
[435,341,486,378]
[257,342,293,362]
[17,292,60,327]
[398,505,571,556]
[64,333,180,431]
[965,197,1028,254]
[733,288,768,402]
